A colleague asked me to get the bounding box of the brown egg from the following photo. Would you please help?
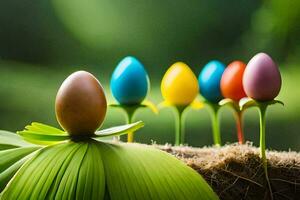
[55,71,107,136]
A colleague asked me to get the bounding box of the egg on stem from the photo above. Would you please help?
[198,60,225,146]
[160,62,200,146]
[220,61,247,144]
[110,56,154,143]
[242,52,283,200]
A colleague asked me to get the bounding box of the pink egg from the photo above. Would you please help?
[243,53,282,101]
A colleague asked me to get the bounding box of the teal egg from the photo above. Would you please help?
[198,60,225,103]
[110,56,150,105]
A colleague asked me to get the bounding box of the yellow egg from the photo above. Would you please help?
[161,62,199,105]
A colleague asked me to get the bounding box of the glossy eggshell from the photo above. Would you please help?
[110,56,149,105]
[55,71,107,136]
[198,60,225,103]
[161,62,199,105]
[243,53,281,101]
[220,61,247,101]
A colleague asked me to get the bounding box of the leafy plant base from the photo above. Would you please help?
[159,142,300,200]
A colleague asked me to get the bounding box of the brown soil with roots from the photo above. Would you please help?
[157,142,300,200]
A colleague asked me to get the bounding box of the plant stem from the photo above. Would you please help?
[125,108,136,143]
[258,105,273,200]
[209,104,221,146]
[127,110,135,143]
[235,111,244,144]
[174,106,186,146]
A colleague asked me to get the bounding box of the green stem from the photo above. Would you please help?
[208,104,221,146]
[258,105,273,200]
[174,106,186,146]
[259,106,266,164]
[125,108,136,143]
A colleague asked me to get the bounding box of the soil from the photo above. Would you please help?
[157,142,300,200]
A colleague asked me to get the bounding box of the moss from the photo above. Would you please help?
[157,142,300,200]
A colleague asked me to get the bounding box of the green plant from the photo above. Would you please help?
[0,70,218,199]
[0,124,218,200]
[110,101,157,143]
[240,98,283,200]
[203,101,222,146]
[160,62,202,145]
[159,101,203,146]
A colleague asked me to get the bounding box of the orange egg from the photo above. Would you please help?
[220,61,246,101]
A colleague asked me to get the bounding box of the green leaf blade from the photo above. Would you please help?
[98,142,219,200]
[94,121,144,138]
[239,97,284,110]
[0,147,40,173]
[25,123,65,135]
[17,131,70,145]
[219,98,240,112]
[1,141,106,200]
[0,131,35,150]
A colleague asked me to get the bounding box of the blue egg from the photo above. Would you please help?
[110,56,150,105]
[198,60,225,103]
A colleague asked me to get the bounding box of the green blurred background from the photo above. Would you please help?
[0,0,299,150]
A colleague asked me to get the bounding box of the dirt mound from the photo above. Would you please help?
[158,142,300,200]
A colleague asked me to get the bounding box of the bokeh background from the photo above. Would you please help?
[0,0,299,150]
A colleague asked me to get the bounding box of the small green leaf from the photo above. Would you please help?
[110,100,158,114]
[17,123,69,145]
[94,121,144,138]
[141,100,159,114]
[17,131,70,145]
[25,123,65,135]
[239,97,258,110]
[239,97,284,110]
[0,131,35,150]
[219,98,239,112]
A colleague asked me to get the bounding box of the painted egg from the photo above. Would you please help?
[161,62,199,105]
[220,61,247,101]
[243,53,281,101]
[198,60,225,103]
[110,56,150,105]
[55,71,107,136]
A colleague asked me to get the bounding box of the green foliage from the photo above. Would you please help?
[0,130,41,192]
[18,121,144,145]
[109,102,157,142]
[0,130,219,200]
[244,0,300,61]
[239,98,284,111]
[0,130,36,150]
[239,97,284,199]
